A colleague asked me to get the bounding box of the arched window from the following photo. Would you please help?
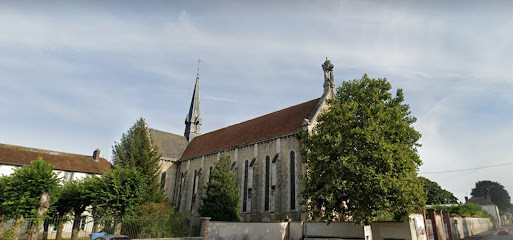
[191,170,198,212]
[243,160,249,212]
[290,151,296,210]
[177,172,184,209]
[160,172,166,190]
[265,156,270,211]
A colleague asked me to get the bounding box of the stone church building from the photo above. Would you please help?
[151,59,336,222]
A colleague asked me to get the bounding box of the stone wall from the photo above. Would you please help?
[171,134,305,222]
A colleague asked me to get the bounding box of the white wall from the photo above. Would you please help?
[209,222,288,240]
[1,164,99,182]
[0,165,17,176]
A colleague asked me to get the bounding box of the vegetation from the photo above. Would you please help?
[52,178,99,240]
[471,180,511,213]
[0,158,60,240]
[300,75,425,225]
[121,202,190,238]
[420,177,459,205]
[199,154,241,221]
[112,117,164,203]
[0,158,59,217]
[431,202,491,218]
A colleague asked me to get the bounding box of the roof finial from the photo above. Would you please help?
[196,58,201,79]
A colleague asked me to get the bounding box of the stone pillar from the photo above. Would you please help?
[442,211,453,240]
[200,217,211,240]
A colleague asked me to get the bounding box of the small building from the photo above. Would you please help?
[0,143,111,180]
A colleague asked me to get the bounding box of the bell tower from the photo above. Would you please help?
[184,60,202,142]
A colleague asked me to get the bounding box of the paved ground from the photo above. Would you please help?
[465,226,513,240]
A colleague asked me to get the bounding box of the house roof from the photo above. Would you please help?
[0,143,112,174]
[179,98,320,160]
[148,128,188,160]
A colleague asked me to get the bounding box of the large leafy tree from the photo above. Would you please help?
[52,178,98,240]
[112,117,163,203]
[300,75,425,224]
[0,158,60,240]
[420,177,458,205]
[0,158,60,217]
[90,167,146,234]
[198,155,241,221]
[471,180,511,213]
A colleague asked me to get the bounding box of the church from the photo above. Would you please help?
[150,59,336,222]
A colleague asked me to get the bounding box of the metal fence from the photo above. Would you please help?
[0,215,190,240]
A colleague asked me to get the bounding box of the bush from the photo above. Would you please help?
[431,203,491,218]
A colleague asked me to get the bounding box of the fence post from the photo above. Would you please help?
[442,211,453,240]
[200,217,211,240]
[427,209,439,240]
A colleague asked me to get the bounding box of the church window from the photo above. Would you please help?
[290,151,296,210]
[191,170,198,213]
[160,172,166,190]
[271,154,278,212]
[264,156,270,211]
[192,170,198,195]
[243,160,249,212]
[177,172,184,209]
[231,161,237,173]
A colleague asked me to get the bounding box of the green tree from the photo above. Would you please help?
[300,75,425,225]
[52,178,98,240]
[471,180,511,213]
[198,155,241,221]
[112,117,163,203]
[0,158,60,240]
[420,177,459,205]
[90,167,146,234]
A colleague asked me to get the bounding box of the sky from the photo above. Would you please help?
[1,0,513,202]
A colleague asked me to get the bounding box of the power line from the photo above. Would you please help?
[420,161,513,174]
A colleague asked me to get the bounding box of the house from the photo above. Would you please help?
[0,143,111,180]
[150,59,336,222]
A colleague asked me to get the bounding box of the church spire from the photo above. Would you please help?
[184,60,202,142]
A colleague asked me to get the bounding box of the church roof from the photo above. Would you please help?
[148,128,188,160]
[0,143,112,174]
[179,98,320,160]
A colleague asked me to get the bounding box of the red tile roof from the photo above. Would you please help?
[179,98,320,160]
[0,143,112,174]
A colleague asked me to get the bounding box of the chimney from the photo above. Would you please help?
[93,149,100,161]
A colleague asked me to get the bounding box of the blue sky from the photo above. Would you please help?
[1,0,513,202]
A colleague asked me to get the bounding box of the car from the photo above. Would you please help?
[498,228,509,235]
[93,234,131,240]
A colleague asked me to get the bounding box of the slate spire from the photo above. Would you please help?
[184,61,202,142]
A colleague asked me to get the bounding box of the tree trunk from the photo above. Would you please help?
[92,221,100,233]
[42,218,50,240]
[27,219,39,240]
[13,215,24,240]
[27,192,52,240]
[71,216,81,240]
[114,221,122,235]
[0,218,7,235]
[56,215,66,240]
